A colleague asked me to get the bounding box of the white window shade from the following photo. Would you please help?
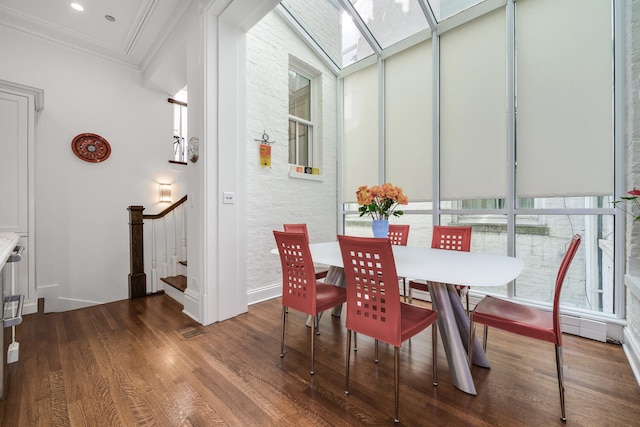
[343,65,379,202]
[515,0,613,198]
[440,8,507,201]
[385,41,433,202]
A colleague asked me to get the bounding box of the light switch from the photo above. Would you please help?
[223,192,235,204]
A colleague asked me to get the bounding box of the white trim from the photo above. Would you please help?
[163,282,185,305]
[247,283,281,305]
[623,326,640,387]
[289,171,322,181]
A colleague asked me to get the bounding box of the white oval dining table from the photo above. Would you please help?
[301,241,525,396]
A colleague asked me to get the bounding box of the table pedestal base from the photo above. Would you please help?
[429,282,490,395]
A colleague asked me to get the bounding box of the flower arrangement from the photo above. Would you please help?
[356,183,409,220]
[613,188,640,221]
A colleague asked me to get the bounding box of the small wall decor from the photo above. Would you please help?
[71,133,111,163]
[188,137,199,163]
[255,131,275,168]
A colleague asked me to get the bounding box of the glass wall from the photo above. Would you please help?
[341,0,616,317]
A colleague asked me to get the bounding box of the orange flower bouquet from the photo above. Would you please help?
[356,183,409,220]
[613,188,640,221]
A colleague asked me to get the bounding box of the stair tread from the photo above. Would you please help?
[160,275,187,292]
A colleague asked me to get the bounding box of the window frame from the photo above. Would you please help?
[288,61,318,168]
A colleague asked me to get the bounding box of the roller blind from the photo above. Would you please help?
[343,65,379,202]
[439,8,507,201]
[515,0,613,198]
[385,41,433,202]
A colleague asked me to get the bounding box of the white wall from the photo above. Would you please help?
[0,27,187,311]
[245,11,338,303]
[624,0,640,387]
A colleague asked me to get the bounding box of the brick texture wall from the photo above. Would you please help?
[246,11,338,300]
[627,0,640,350]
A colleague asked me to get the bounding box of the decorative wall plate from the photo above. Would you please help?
[71,133,111,163]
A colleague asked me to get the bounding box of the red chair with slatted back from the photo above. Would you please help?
[387,224,409,246]
[283,224,329,279]
[338,235,438,424]
[469,234,581,422]
[273,231,347,375]
[387,224,410,300]
[408,226,472,312]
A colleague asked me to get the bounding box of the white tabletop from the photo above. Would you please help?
[0,233,20,271]
[306,241,523,287]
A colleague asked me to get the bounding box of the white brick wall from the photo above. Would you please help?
[626,0,640,359]
[246,11,338,301]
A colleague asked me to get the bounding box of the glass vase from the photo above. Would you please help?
[372,219,389,238]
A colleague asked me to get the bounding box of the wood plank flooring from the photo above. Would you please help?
[0,294,638,426]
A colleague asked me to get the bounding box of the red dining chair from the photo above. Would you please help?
[387,224,409,246]
[387,224,410,301]
[469,234,581,422]
[283,223,329,279]
[408,226,472,313]
[273,231,347,375]
[338,235,438,424]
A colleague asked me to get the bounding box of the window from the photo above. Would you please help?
[171,88,188,164]
[288,68,313,167]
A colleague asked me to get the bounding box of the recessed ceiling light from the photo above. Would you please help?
[105,15,116,22]
[70,3,84,12]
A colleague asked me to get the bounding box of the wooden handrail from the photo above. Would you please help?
[128,195,187,299]
[142,195,188,220]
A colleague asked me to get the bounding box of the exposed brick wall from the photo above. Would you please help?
[246,11,338,298]
[627,0,640,347]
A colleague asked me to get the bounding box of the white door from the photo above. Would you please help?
[0,91,28,233]
[0,86,37,314]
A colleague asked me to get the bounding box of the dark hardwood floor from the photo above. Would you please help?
[0,294,638,426]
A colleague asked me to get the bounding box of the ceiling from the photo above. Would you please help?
[0,0,192,70]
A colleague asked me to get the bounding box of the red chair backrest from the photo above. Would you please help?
[553,234,582,344]
[283,223,310,243]
[273,230,318,314]
[432,225,472,252]
[388,224,410,246]
[338,235,402,347]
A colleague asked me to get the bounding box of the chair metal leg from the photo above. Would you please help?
[310,314,315,375]
[354,332,357,351]
[281,306,287,357]
[345,330,352,396]
[375,339,379,363]
[465,292,470,318]
[468,318,475,369]
[394,346,400,424]
[432,323,438,386]
[555,345,567,422]
[408,287,413,304]
[482,325,488,352]
[402,278,407,302]
[316,314,321,335]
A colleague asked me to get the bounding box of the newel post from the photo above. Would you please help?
[128,206,146,298]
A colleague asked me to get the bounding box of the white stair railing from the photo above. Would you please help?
[138,196,188,295]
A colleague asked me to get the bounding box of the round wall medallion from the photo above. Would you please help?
[71,133,111,163]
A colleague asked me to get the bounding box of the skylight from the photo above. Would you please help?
[278,0,489,70]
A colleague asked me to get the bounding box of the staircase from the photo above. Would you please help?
[128,196,188,303]
[161,260,187,303]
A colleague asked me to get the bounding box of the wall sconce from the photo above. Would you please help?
[159,183,171,203]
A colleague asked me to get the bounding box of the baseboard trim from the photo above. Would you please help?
[182,288,200,322]
[623,326,640,388]
[248,283,281,305]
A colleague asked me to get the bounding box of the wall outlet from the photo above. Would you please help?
[7,342,18,364]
